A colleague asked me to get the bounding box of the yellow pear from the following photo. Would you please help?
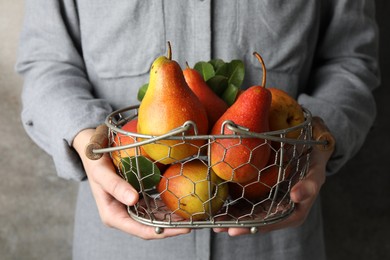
[157,160,228,220]
[268,87,305,139]
[137,42,208,164]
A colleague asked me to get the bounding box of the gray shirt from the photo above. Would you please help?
[16,0,380,259]
[16,0,379,181]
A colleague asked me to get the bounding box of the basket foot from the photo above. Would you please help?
[155,227,164,234]
[250,226,258,234]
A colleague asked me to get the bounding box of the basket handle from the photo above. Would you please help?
[85,124,109,160]
[311,116,335,152]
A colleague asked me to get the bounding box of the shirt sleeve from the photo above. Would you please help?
[298,0,380,175]
[16,0,113,181]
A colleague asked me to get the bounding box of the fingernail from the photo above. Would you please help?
[292,189,304,202]
[124,189,136,205]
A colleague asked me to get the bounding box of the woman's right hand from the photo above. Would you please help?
[72,128,191,240]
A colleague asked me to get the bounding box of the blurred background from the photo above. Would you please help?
[1,1,389,259]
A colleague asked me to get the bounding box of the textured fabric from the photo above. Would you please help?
[16,0,379,181]
[16,0,380,259]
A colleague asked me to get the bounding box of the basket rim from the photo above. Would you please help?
[106,105,313,137]
[92,105,323,154]
[127,202,296,229]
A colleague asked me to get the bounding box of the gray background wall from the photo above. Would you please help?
[1,1,389,259]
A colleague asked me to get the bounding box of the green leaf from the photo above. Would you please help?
[120,156,161,191]
[206,75,229,96]
[137,83,149,102]
[194,61,215,81]
[209,59,226,72]
[227,60,245,88]
[221,83,239,106]
[215,62,229,78]
[194,62,215,81]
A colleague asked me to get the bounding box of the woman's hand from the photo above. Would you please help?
[214,147,330,236]
[213,118,335,236]
[73,128,191,240]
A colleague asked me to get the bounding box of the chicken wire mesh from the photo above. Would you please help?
[92,105,325,231]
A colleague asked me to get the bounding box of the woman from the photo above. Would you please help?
[16,1,379,259]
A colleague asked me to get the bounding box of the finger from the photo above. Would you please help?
[87,154,139,206]
[290,173,322,203]
[257,195,316,233]
[258,203,309,233]
[100,172,139,206]
[259,170,325,232]
[120,218,193,240]
[228,228,251,236]
[105,199,192,239]
[291,147,327,204]
[213,227,255,236]
[91,181,192,239]
[213,227,228,233]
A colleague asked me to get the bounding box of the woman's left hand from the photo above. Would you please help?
[213,123,334,236]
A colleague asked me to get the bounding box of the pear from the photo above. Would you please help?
[268,87,305,139]
[111,119,167,172]
[183,63,228,129]
[137,42,208,164]
[157,160,228,221]
[228,154,293,201]
[210,52,271,183]
[111,119,147,168]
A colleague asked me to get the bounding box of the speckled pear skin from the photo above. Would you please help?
[268,87,305,139]
[137,54,208,165]
[183,67,228,129]
[210,86,272,183]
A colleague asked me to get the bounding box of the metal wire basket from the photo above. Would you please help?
[86,105,334,233]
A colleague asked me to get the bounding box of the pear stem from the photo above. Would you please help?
[185,61,190,69]
[167,41,172,60]
[253,52,266,88]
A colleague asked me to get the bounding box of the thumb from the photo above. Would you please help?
[290,177,319,203]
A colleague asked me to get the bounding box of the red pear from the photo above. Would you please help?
[210,52,272,183]
[229,154,293,201]
[183,65,228,128]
